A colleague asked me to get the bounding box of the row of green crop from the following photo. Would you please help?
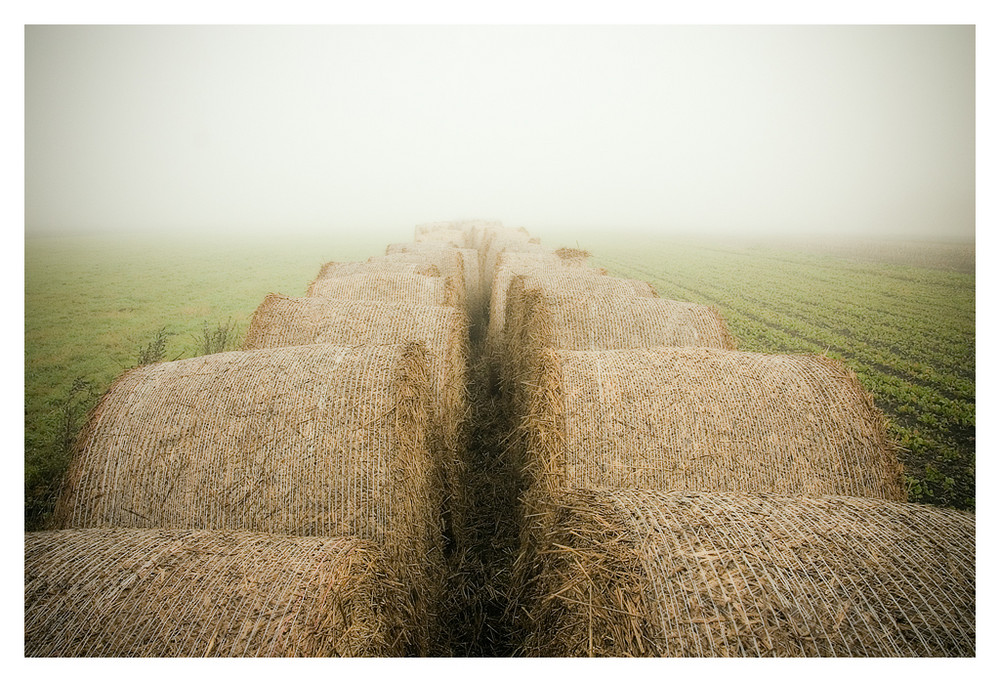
[25,231,393,530]
[586,237,974,510]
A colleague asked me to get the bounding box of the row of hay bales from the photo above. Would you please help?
[25,222,495,656]
[478,226,975,656]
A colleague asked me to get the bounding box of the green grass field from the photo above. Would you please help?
[574,233,975,511]
[24,230,975,529]
[24,230,394,528]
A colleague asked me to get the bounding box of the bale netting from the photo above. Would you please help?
[519,346,906,503]
[25,528,410,657]
[309,259,441,282]
[520,489,975,657]
[487,252,658,353]
[52,342,445,653]
[307,270,461,308]
[242,294,471,551]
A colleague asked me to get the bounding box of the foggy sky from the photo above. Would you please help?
[24,25,975,239]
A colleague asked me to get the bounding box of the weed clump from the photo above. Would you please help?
[136,327,172,366]
[194,319,240,355]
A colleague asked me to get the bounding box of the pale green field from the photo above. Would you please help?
[25,230,395,528]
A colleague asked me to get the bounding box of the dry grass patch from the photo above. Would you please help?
[487,252,657,354]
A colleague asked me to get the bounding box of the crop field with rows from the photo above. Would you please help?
[24,231,976,532]
[578,234,975,510]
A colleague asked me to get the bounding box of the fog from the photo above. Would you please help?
[25,25,975,241]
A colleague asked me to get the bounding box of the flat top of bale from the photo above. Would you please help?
[524,346,904,500]
[524,489,975,657]
[25,528,408,657]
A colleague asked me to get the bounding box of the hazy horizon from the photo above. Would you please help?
[25,25,975,241]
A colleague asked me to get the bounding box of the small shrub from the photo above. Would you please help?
[136,327,173,366]
[25,377,98,530]
[194,319,240,356]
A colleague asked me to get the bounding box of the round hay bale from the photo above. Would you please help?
[520,346,905,502]
[487,252,658,353]
[521,489,975,657]
[25,528,409,657]
[242,294,471,551]
[52,342,444,652]
[307,271,461,308]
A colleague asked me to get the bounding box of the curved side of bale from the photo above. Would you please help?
[242,294,471,552]
[521,490,975,657]
[522,346,906,502]
[52,342,445,652]
[25,529,410,657]
[307,271,461,308]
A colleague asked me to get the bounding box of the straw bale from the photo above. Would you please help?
[487,253,658,352]
[519,346,905,502]
[386,243,485,317]
[521,489,975,657]
[25,528,408,657]
[52,342,445,652]
[417,220,503,251]
[242,294,470,549]
[307,270,461,308]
